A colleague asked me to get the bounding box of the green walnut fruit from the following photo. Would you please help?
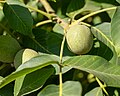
[14,48,38,69]
[66,24,93,54]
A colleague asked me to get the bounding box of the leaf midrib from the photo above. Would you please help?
[8,4,28,31]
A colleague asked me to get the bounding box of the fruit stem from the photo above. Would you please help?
[59,70,62,96]
[59,35,65,63]
[33,20,52,28]
[74,7,117,25]
[59,34,66,96]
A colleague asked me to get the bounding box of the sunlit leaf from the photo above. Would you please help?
[116,0,120,4]
[14,48,39,96]
[63,55,120,87]
[14,48,38,69]
[53,23,64,35]
[0,9,4,21]
[111,6,120,57]
[37,81,82,96]
[114,90,119,96]
[91,22,118,64]
[0,54,59,89]
[85,87,103,96]
[22,48,38,63]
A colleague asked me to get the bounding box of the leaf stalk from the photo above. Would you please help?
[96,77,109,95]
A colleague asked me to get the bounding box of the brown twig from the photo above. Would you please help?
[39,0,55,14]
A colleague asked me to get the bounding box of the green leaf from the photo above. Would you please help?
[116,0,120,4]
[53,56,72,75]
[22,48,38,63]
[32,28,47,52]
[0,76,4,80]
[14,75,25,96]
[111,6,120,57]
[84,87,103,96]
[14,66,55,96]
[46,32,63,55]
[46,31,74,56]
[101,3,116,18]
[0,35,21,63]
[91,22,118,64]
[63,55,120,87]
[93,23,112,40]
[53,23,64,35]
[0,84,14,96]
[14,49,24,69]
[114,90,119,96]
[14,48,38,69]
[66,0,101,19]
[48,0,56,2]
[26,0,38,21]
[6,0,25,6]
[14,48,39,96]
[0,54,59,89]
[37,81,82,96]
[22,36,46,53]
[0,9,4,22]
[53,18,70,35]
[52,64,71,75]
[3,3,33,37]
[67,0,84,13]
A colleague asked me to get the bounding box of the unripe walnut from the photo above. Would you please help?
[66,24,93,54]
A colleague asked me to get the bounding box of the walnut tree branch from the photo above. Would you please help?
[39,0,69,31]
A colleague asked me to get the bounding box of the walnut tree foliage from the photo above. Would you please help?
[0,0,120,96]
